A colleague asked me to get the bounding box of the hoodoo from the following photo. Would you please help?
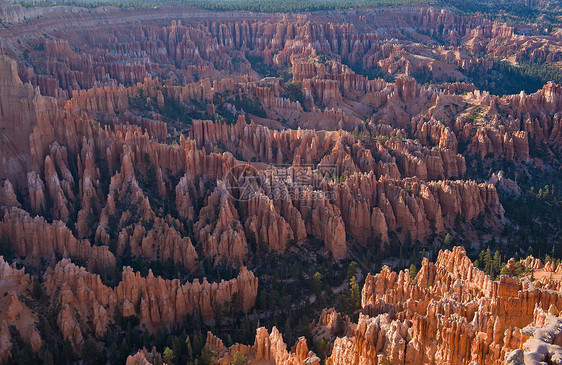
[0,0,560,363]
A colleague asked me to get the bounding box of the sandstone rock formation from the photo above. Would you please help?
[44,258,258,346]
[193,181,249,264]
[207,326,320,365]
[329,247,562,365]
[0,207,115,273]
[0,1,560,362]
[504,305,562,365]
[0,256,42,361]
[125,348,164,365]
[0,55,59,185]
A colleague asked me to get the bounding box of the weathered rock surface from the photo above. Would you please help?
[208,326,320,365]
[0,207,115,273]
[0,256,41,361]
[44,259,258,345]
[329,247,562,365]
[0,2,561,361]
[125,348,164,365]
[194,181,249,264]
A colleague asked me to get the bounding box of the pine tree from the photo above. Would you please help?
[483,248,493,276]
[350,276,361,310]
[31,276,43,300]
[186,336,193,362]
[163,347,175,365]
[347,261,358,280]
[312,272,323,297]
[409,264,417,280]
[493,250,502,278]
[241,314,252,343]
[42,348,54,365]
[231,351,246,365]
[200,348,216,365]
[81,337,101,365]
[172,336,183,364]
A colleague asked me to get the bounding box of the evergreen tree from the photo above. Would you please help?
[350,276,361,310]
[31,276,43,300]
[231,351,246,365]
[186,335,194,362]
[108,342,120,364]
[81,337,101,365]
[483,248,493,276]
[409,264,417,280]
[163,347,175,365]
[62,339,76,365]
[42,348,54,365]
[312,271,323,297]
[241,314,252,343]
[200,348,216,365]
[347,261,358,280]
[493,250,502,277]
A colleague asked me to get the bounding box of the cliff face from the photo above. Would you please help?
[0,207,115,273]
[190,116,466,181]
[1,3,553,230]
[44,259,258,346]
[328,247,562,365]
[0,56,60,185]
[335,174,503,244]
[3,2,557,155]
